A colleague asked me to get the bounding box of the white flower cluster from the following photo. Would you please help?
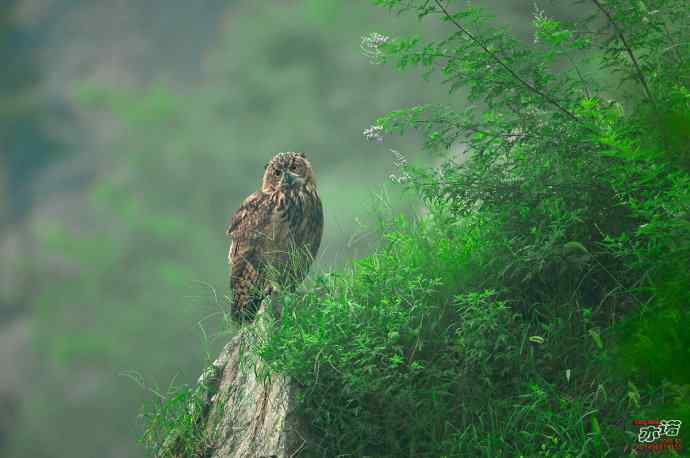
[363,125,384,144]
[389,149,410,184]
[533,6,546,44]
[360,32,390,63]
[391,150,407,168]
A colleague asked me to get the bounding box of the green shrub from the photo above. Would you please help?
[256,0,690,456]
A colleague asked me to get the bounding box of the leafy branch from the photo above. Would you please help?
[590,0,655,106]
[433,0,589,129]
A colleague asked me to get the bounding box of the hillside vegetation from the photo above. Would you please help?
[144,0,689,456]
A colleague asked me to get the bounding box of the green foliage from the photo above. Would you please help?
[140,382,210,458]
[257,205,631,456]
[260,210,516,456]
[246,0,690,456]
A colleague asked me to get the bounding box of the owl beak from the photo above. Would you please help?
[281,172,294,188]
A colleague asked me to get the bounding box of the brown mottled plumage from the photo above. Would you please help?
[226,152,323,322]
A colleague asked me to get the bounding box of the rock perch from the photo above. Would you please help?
[161,302,310,458]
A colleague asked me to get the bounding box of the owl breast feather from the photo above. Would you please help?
[270,189,322,260]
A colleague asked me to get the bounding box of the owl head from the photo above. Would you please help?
[261,152,316,193]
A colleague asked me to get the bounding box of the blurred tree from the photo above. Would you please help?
[0,0,62,219]
[0,2,24,226]
[0,147,5,227]
[0,13,48,450]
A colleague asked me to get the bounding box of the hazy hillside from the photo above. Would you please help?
[0,1,602,456]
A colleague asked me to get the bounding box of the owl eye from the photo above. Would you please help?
[290,164,298,172]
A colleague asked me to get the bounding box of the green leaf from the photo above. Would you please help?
[563,241,589,254]
[591,415,602,452]
[589,329,604,350]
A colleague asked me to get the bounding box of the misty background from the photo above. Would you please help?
[0,1,586,456]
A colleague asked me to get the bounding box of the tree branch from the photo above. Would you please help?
[590,0,656,105]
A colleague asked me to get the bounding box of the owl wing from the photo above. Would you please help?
[305,195,324,262]
[227,191,272,321]
[227,191,263,237]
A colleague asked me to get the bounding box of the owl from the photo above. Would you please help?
[226,152,323,323]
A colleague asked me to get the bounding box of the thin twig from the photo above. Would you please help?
[564,52,593,99]
[661,19,683,65]
[590,0,656,106]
